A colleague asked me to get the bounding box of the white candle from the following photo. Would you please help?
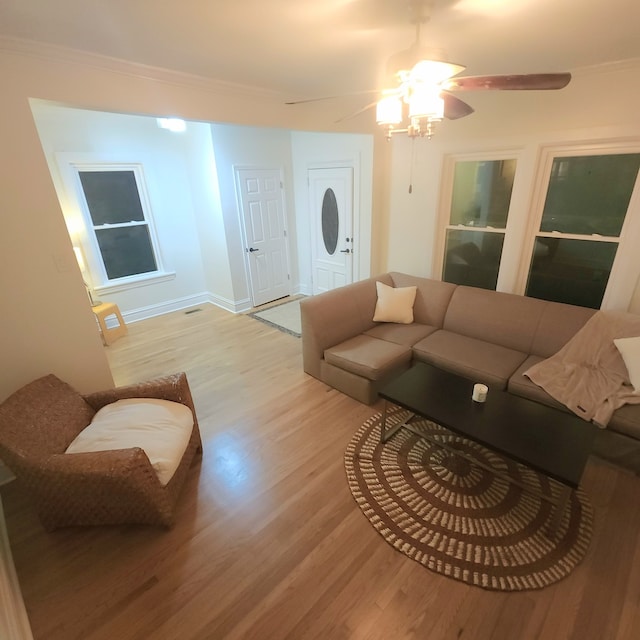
[472,383,488,402]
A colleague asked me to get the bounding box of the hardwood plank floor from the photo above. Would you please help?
[2,303,640,639]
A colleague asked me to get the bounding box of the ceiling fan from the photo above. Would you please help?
[286,1,571,139]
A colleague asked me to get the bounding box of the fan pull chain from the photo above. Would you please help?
[408,137,416,194]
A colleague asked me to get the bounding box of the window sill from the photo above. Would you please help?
[94,271,176,295]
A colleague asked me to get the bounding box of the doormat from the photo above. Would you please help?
[345,409,593,591]
[248,297,303,337]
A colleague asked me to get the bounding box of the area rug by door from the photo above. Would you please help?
[345,409,593,591]
[248,297,303,337]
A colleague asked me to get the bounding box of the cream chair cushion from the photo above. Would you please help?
[65,398,193,486]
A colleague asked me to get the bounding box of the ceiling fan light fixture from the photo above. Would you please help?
[408,86,444,120]
[410,59,465,84]
[376,94,403,125]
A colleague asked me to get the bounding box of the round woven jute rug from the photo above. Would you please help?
[345,409,594,591]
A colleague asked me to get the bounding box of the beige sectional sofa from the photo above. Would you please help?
[300,272,640,471]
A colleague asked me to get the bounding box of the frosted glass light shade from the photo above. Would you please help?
[408,88,444,120]
[376,95,403,125]
[411,60,465,84]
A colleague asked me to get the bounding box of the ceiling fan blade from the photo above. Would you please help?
[442,93,474,120]
[334,101,379,124]
[286,89,379,105]
[443,72,571,92]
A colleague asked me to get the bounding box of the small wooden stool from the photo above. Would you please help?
[92,302,128,346]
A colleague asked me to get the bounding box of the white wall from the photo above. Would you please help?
[0,56,112,398]
[209,124,297,306]
[31,104,216,320]
[1,37,639,402]
[0,40,349,400]
[28,102,375,325]
[182,125,236,309]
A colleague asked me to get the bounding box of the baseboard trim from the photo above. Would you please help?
[209,294,251,314]
[103,290,291,327]
[115,293,212,325]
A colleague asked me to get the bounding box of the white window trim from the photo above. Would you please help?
[515,140,640,309]
[73,162,166,287]
[434,149,523,289]
[94,270,176,295]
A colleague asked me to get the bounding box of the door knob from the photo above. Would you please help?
[248,247,259,252]
[340,248,350,254]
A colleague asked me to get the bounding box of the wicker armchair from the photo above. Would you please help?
[0,372,202,530]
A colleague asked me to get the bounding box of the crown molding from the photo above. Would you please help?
[0,36,283,101]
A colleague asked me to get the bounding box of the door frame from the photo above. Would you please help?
[234,164,292,307]
[307,158,361,291]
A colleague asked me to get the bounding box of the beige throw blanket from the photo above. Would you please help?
[525,310,640,427]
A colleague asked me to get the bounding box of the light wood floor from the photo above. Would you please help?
[2,303,640,640]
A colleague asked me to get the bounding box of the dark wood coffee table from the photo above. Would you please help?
[379,363,598,536]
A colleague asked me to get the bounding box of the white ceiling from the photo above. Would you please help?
[1,0,639,100]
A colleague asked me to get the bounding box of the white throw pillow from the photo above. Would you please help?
[65,398,194,486]
[372,281,417,324]
[614,336,640,393]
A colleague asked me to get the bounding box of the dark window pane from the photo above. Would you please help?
[443,229,504,290]
[79,170,145,225]
[541,154,640,236]
[95,226,157,280]
[321,188,339,255]
[525,238,618,308]
[450,159,516,228]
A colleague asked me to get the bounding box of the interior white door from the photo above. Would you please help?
[309,167,354,294]
[237,168,290,307]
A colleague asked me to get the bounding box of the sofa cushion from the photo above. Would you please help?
[325,335,412,381]
[389,273,457,327]
[529,302,595,358]
[508,356,568,411]
[608,403,640,440]
[510,356,640,440]
[372,281,417,324]
[65,398,194,486]
[364,322,437,346]
[443,286,546,353]
[412,330,528,390]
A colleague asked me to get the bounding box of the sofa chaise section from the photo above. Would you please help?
[301,273,456,404]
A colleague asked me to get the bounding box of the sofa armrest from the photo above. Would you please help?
[43,447,158,481]
[12,448,161,503]
[24,448,172,530]
[84,371,198,423]
[300,275,393,378]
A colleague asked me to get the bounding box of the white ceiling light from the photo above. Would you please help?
[376,4,464,140]
[157,117,186,132]
[375,93,403,125]
[376,66,462,140]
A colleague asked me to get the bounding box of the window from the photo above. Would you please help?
[76,166,161,284]
[441,157,517,290]
[525,153,640,308]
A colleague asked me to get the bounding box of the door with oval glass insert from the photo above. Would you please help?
[309,167,354,294]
